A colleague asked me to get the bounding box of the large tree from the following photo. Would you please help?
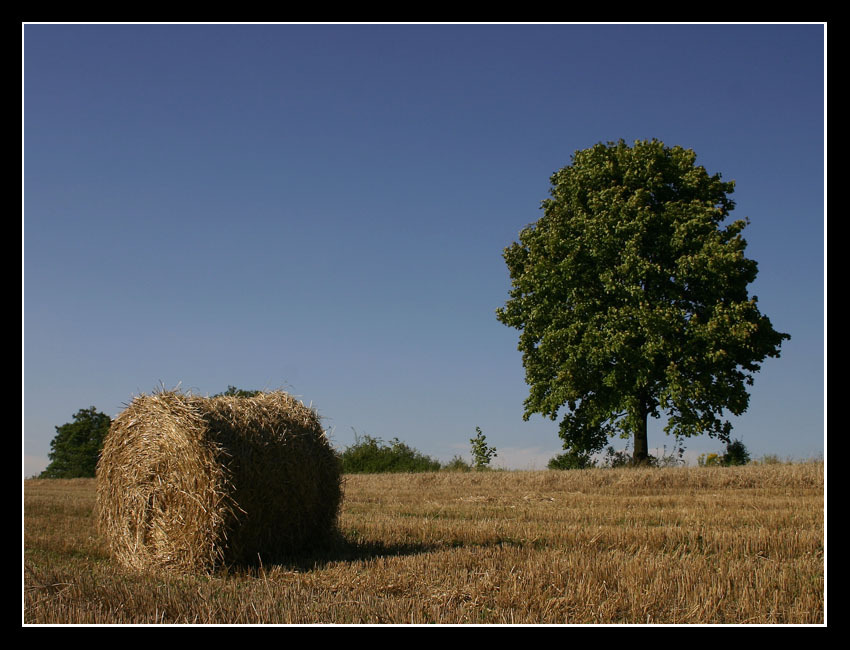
[40,407,112,478]
[496,139,789,463]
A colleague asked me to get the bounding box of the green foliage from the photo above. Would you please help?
[698,439,751,467]
[442,455,472,472]
[339,432,443,474]
[213,386,262,398]
[40,407,112,478]
[496,139,790,462]
[698,453,722,467]
[547,449,597,470]
[469,427,497,470]
[722,439,751,466]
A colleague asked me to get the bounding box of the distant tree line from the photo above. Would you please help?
[36,390,491,478]
[37,390,755,479]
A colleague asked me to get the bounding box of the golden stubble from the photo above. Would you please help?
[24,463,824,624]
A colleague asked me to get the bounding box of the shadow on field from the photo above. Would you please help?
[242,533,441,573]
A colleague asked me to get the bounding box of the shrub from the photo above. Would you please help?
[442,455,472,472]
[698,440,751,467]
[339,432,442,474]
[698,452,723,467]
[548,449,597,470]
[722,439,751,466]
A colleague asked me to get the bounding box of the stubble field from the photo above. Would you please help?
[23,463,824,624]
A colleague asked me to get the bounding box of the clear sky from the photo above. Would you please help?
[23,23,825,475]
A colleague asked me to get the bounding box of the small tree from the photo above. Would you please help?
[40,407,112,478]
[469,427,497,470]
[722,439,751,466]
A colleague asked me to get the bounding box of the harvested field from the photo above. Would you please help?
[24,463,824,624]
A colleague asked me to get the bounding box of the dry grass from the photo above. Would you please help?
[96,390,342,573]
[24,463,824,624]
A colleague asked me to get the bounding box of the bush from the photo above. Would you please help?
[698,452,723,467]
[548,449,597,470]
[698,440,751,467]
[722,439,751,466]
[339,433,443,474]
[442,456,472,472]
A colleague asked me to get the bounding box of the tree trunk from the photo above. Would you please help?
[633,395,650,465]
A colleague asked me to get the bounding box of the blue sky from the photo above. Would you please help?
[23,23,825,475]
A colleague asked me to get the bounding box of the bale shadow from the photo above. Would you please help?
[235,531,441,573]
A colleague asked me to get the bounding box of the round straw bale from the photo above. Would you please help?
[96,389,342,573]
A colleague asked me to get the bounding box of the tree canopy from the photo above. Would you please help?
[496,139,790,463]
[40,407,112,478]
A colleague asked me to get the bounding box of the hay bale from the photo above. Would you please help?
[96,389,342,573]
